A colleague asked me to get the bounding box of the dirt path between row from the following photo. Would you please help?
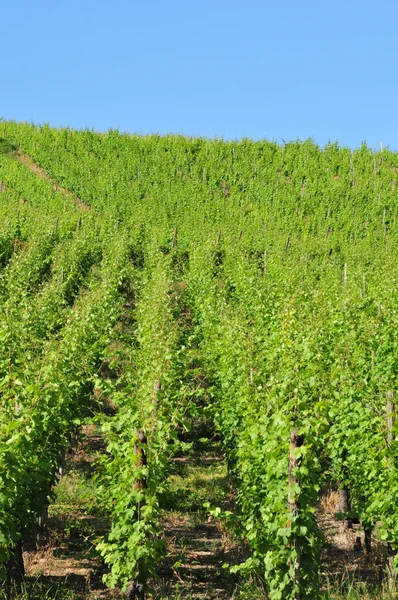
[21,421,246,599]
[13,150,90,211]
[153,420,247,599]
[23,423,120,599]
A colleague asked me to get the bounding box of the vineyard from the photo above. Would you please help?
[0,122,397,599]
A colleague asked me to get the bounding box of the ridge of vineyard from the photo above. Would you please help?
[0,121,398,598]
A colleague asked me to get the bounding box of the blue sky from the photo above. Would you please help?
[2,0,397,149]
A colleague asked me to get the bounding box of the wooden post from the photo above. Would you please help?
[37,503,48,547]
[152,380,161,416]
[338,486,352,529]
[387,543,397,593]
[125,581,144,599]
[78,216,82,230]
[364,528,372,554]
[128,431,147,600]
[350,151,355,186]
[387,379,395,592]
[6,540,24,583]
[387,391,394,448]
[289,427,304,599]
[171,227,177,248]
[133,430,147,494]
[285,236,290,252]
[58,451,66,479]
[216,230,221,247]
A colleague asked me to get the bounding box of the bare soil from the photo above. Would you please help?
[23,424,121,599]
[13,150,90,211]
[153,430,247,599]
[21,425,393,599]
[317,488,391,595]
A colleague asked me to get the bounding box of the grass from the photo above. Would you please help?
[16,421,118,600]
[163,459,230,514]
[0,578,81,599]
[52,471,100,517]
[323,569,398,599]
[3,416,397,600]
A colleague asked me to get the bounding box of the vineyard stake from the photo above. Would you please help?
[338,486,353,530]
[37,503,48,547]
[387,391,394,448]
[152,380,161,416]
[289,427,304,600]
[386,391,396,590]
[133,430,147,495]
[364,528,372,554]
[128,431,147,600]
[125,581,144,600]
[6,540,24,585]
[171,227,177,248]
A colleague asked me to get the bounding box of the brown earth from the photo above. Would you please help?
[13,150,90,211]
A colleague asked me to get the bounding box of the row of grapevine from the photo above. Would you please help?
[0,234,132,576]
[0,123,397,597]
[96,243,200,595]
[184,238,398,598]
[0,140,142,579]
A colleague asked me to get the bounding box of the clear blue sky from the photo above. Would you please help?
[3,0,397,149]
